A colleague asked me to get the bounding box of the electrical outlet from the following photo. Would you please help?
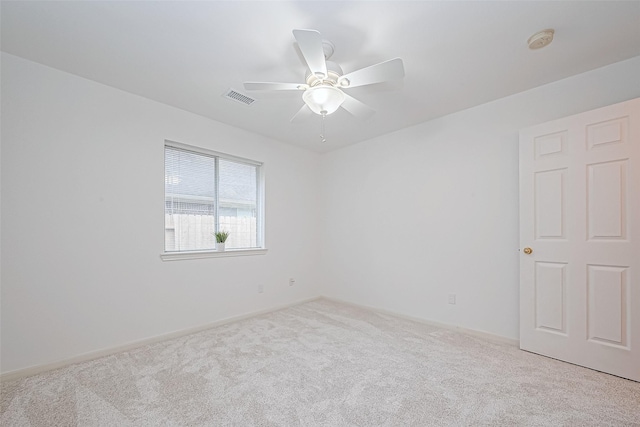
[289,278,295,286]
[258,284,264,293]
[448,294,456,305]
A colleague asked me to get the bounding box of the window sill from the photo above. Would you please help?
[160,248,268,261]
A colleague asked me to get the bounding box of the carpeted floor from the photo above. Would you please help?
[1,299,639,426]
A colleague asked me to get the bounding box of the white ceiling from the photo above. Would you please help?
[2,1,640,153]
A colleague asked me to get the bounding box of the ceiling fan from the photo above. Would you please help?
[243,29,405,124]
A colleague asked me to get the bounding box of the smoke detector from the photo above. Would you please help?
[528,29,555,50]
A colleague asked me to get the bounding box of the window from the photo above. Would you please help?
[164,141,264,256]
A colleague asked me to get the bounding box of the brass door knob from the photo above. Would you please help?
[523,247,533,254]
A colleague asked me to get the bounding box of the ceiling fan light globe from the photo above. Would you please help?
[302,85,345,115]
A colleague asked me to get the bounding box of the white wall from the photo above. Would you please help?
[319,56,640,340]
[0,53,322,373]
[3,51,640,375]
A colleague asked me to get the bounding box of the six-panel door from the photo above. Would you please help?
[519,98,639,381]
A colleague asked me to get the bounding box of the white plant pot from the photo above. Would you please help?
[216,242,226,252]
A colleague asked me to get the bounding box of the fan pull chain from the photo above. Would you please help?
[320,112,327,143]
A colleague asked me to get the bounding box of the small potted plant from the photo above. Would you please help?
[214,230,229,252]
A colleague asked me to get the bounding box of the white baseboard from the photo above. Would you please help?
[319,296,520,347]
[0,296,321,383]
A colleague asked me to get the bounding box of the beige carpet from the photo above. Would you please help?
[1,299,639,426]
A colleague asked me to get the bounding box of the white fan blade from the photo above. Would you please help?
[290,104,313,123]
[244,82,306,91]
[293,29,328,78]
[341,93,375,120]
[338,58,405,88]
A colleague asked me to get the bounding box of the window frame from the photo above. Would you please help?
[160,140,267,261]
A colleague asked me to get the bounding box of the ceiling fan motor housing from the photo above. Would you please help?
[305,60,343,87]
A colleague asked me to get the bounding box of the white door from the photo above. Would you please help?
[519,97,640,381]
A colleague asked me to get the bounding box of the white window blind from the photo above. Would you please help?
[164,142,262,253]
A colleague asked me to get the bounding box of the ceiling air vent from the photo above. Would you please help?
[224,89,255,106]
